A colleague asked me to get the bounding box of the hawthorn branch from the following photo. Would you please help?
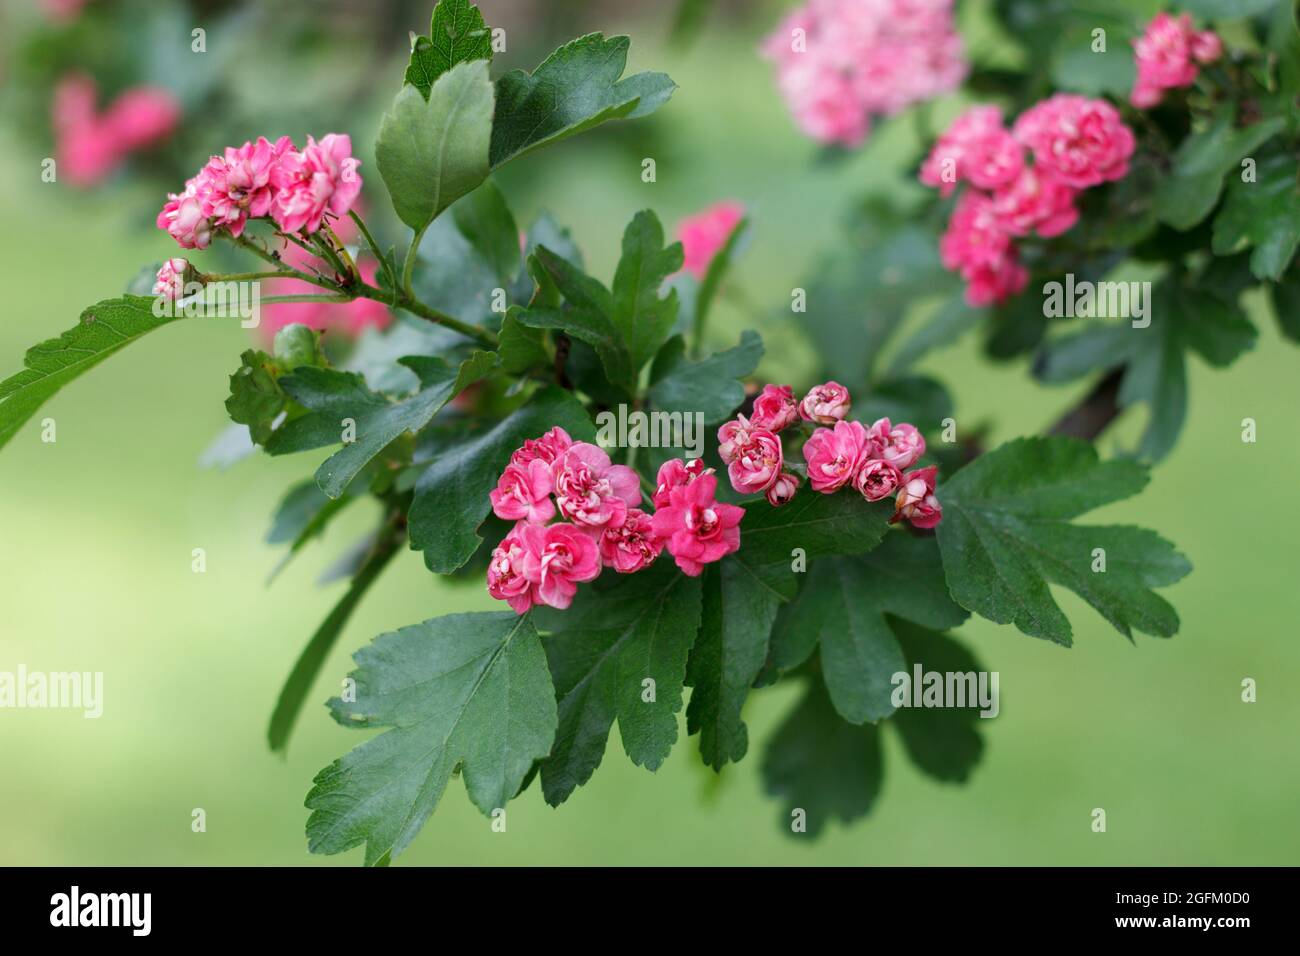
[1048,367,1124,443]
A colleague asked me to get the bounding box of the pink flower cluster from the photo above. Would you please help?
[486,429,743,613]
[921,97,1136,306]
[1130,13,1223,108]
[53,73,179,187]
[761,0,966,147]
[156,133,361,249]
[716,381,940,528]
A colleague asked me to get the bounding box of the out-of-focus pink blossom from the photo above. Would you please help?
[678,201,744,279]
[1012,94,1135,189]
[991,166,1080,238]
[803,420,869,493]
[1131,13,1223,108]
[963,252,1029,307]
[598,508,663,573]
[102,88,180,150]
[761,0,967,147]
[650,473,744,576]
[940,191,1013,274]
[42,0,93,22]
[53,74,179,188]
[271,133,362,235]
[260,245,390,342]
[919,106,1024,196]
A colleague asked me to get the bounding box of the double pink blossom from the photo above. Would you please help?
[487,526,537,615]
[749,384,799,432]
[200,136,293,238]
[938,191,1029,307]
[803,420,870,493]
[518,523,603,611]
[798,381,851,424]
[553,443,641,530]
[1131,13,1223,109]
[653,457,710,509]
[489,459,556,525]
[893,465,942,529]
[152,258,190,301]
[270,133,363,235]
[727,426,784,495]
[651,473,744,576]
[854,459,903,502]
[867,418,926,470]
[157,178,214,250]
[990,167,1080,239]
[677,202,745,278]
[598,508,663,574]
[511,426,573,470]
[1012,95,1135,189]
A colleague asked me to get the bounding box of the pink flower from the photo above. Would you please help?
[653,457,710,509]
[1012,95,1135,189]
[727,427,784,495]
[156,177,215,250]
[270,133,362,235]
[798,381,851,424]
[940,191,1014,274]
[991,166,1080,238]
[487,526,536,615]
[765,471,801,507]
[854,458,903,502]
[1131,13,1223,109]
[963,252,1029,307]
[510,427,573,470]
[749,384,799,432]
[678,201,745,278]
[553,443,641,530]
[650,473,744,576]
[102,87,180,151]
[519,523,602,610]
[489,460,556,525]
[718,416,757,465]
[152,258,190,301]
[761,0,967,147]
[802,420,869,493]
[598,508,663,573]
[920,105,1024,195]
[893,465,942,529]
[200,136,293,238]
[867,418,926,469]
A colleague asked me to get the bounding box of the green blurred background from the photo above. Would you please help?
[1,0,1297,866]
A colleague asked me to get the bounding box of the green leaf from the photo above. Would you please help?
[761,678,883,837]
[936,437,1192,645]
[489,33,676,169]
[1154,109,1286,231]
[403,0,493,98]
[532,561,703,805]
[776,535,968,725]
[1212,150,1300,280]
[1180,0,1279,18]
[225,349,285,446]
[265,479,361,583]
[407,387,595,573]
[647,331,763,424]
[451,178,523,285]
[1268,267,1300,342]
[267,526,401,753]
[498,308,549,374]
[611,211,684,370]
[269,351,497,499]
[0,296,187,451]
[686,493,893,768]
[306,612,556,865]
[376,61,494,232]
[890,620,987,784]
